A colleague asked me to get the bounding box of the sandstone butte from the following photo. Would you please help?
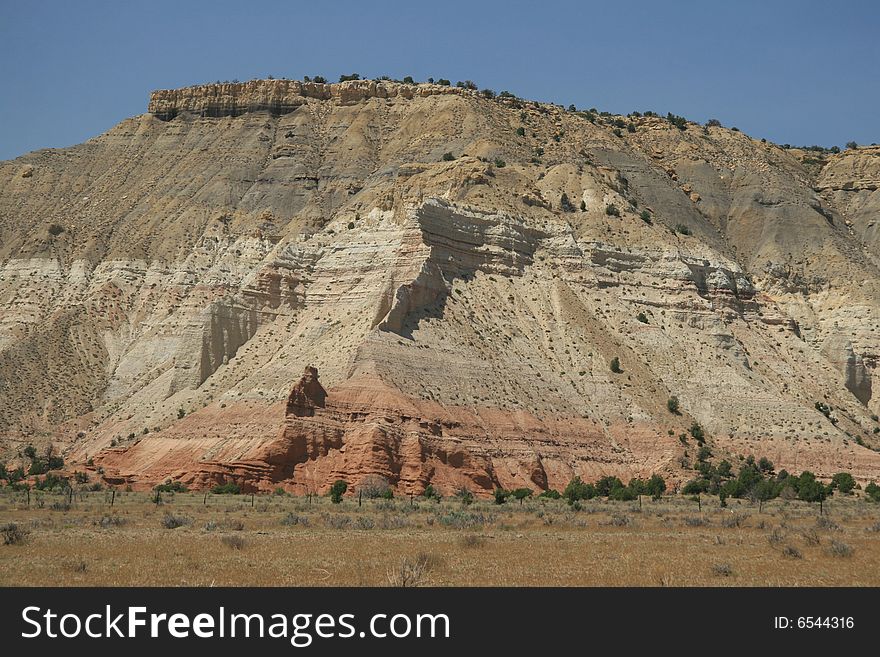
[1,78,880,496]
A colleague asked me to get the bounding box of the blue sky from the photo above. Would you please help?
[0,0,877,160]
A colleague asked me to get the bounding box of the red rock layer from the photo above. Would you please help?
[93,368,684,495]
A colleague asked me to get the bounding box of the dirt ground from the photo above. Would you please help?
[2,490,879,586]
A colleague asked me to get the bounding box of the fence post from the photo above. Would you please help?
[204,492,208,506]
[111,489,116,507]
[697,494,702,512]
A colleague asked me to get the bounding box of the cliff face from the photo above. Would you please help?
[147,78,463,120]
[2,79,880,493]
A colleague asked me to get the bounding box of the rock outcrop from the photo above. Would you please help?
[148,79,466,120]
[2,78,880,492]
[286,366,326,417]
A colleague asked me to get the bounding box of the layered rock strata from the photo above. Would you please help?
[1,79,879,493]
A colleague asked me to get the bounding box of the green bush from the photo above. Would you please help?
[609,485,638,501]
[34,473,69,491]
[454,487,474,505]
[580,111,596,123]
[580,200,587,211]
[866,482,880,502]
[674,223,692,235]
[516,126,525,137]
[830,472,855,495]
[493,158,506,168]
[757,457,775,473]
[605,204,620,217]
[539,489,561,500]
[796,471,827,504]
[610,357,623,374]
[682,478,710,494]
[511,488,533,504]
[639,210,652,224]
[338,73,360,82]
[442,151,455,161]
[646,474,666,500]
[436,78,451,86]
[666,396,680,414]
[636,312,648,324]
[595,476,625,497]
[28,459,49,476]
[329,480,348,504]
[422,485,441,501]
[752,479,778,504]
[628,478,648,495]
[155,480,188,493]
[689,422,705,443]
[211,482,241,495]
[493,488,510,504]
[666,112,687,130]
[563,476,595,502]
[735,459,763,493]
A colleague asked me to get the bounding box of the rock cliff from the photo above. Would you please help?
[2,79,879,493]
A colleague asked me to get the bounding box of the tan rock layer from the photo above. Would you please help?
[148,79,468,120]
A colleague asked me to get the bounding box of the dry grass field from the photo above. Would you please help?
[2,490,879,586]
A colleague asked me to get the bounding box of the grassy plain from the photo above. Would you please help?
[2,490,879,586]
